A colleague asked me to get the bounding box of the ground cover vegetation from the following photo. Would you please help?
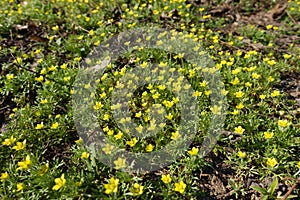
[0,0,300,199]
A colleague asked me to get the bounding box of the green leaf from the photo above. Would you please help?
[262,195,269,200]
[251,186,268,195]
[116,171,131,182]
[268,177,278,195]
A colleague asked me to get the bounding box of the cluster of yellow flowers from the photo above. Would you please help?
[161,174,187,194]
[104,177,144,196]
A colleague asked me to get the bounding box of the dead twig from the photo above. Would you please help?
[281,177,300,200]
[285,10,297,24]
[76,25,89,33]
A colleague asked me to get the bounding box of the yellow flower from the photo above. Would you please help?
[188,147,199,156]
[81,152,90,159]
[237,151,246,159]
[14,57,22,64]
[210,105,221,115]
[205,90,211,96]
[77,35,84,40]
[114,157,126,169]
[203,14,211,19]
[40,68,47,75]
[268,76,275,82]
[16,183,24,192]
[158,85,166,90]
[163,100,174,108]
[35,76,44,82]
[146,144,154,152]
[264,132,274,139]
[75,138,83,144]
[271,90,280,97]
[2,136,16,146]
[49,65,57,71]
[231,110,239,115]
[199,80,207,87]
[172,97,179,104]
[247,66,257,72]
[221,89,229,96]
[267,158,278,168]
[40,99,48,104]
[161,174,172,184]
[103,126,110,133]
[12,140,26,151]
[64,76,71,82]
[38,163,49,176]
[134,124,143,133]
[283,54,291,59]
[277,119,289,128]
[17,155,31,171]
[51,122,59,129]
[193,90,202,97]
[60,63,67,69]
[94,40,100,46]
[140,62,148,68]
[102,143,114,154]
[52,25,59,31]
[232,68,241,75]
[107,129,114,136]
[171,131,180,140]
[236,50,242,56]
[35,122,44,129]
[104,177,119,194]
[52,174,66,190]
[174,181,186,194]
[297,161,300,169]
[45,80,50,85]
[135,111,142,118]
[234,91,244,98]
[127,137,138,147]
[266,25,273,30]
[114,131,123,140]
[131,183,144,196]
[252,73,261,79]
[88,29,94,36]
[259,94,266,100]
[103,113,109,120]
[230,77,239,85]
[0,172,9,181]
[6,74,14,80]
[236,103,244,109]
[234,126,245,134]
[152,92,161,99]
[94,101,103,110]
[267,60,276,66]
[245,82,252,87]
[74,57,82,62]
